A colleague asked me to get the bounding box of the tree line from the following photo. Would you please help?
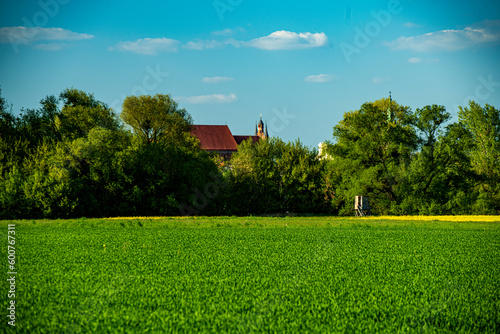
[0,87,498,218]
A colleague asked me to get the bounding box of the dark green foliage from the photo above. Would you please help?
[17,95,61,147]
[458,102,500,214]
[327,99,417,215]
[0,85,498,218]
[0,87,17,141]
[56,88,120,141]
[228,137,328,215]
[0,89,219,218]
[327,99,500,215]
[21,142,80,218]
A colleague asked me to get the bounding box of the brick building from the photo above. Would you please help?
[191,117,268,160]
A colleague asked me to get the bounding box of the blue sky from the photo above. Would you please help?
[1,0,499,148]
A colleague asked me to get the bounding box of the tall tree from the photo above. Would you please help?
[397,105,472,214]
[121,94,192,144]
[328,98,417,215]
[458,101,500,213]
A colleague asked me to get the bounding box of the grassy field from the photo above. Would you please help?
[1,216,499,333]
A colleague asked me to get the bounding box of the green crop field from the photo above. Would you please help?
[1,216,499,333]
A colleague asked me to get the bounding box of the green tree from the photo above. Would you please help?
[396,106,473,214]
[458,101,500,213]
[229,137,326,214]
[121,94,192,144]
[56,88,119,140]
[328,98,417,215]
[414,104,450,148]
[17,95,61,147]
[0,87,17,139]
[0,88,26,218]
[21,142,80,218]
[63,127,133,217]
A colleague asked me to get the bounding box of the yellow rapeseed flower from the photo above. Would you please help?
[360,215,499,222]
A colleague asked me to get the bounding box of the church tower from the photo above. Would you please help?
[386,91,394,123]
[255,116,268,139]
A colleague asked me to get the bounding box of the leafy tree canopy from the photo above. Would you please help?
[56,88,119,140]
[121,94,192,144]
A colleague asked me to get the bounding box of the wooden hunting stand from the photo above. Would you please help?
[354,196,370,216]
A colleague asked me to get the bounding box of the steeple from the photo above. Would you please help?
[387,91,394,123]
[256,115,267,139]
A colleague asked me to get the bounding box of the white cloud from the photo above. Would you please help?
[408,57,421,63]
[244,30,328,50]
[183,40,224,50]
[372,77,391,84]
[305,74,335,83]
[110,37,179,55]
[202,76,234,84]
[181,93,237,104]
[211,27,245,36]
[0,26,93,45]
[385,20,500,52]
[113,30,328,54]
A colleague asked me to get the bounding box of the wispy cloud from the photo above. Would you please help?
[385,20,500,52]
[408,57,439,63]
[180,93,237,104]
[183,39,225,50]
[110,37,179,55]
[244,31,328,50]
[305,74,335,83]
[202,76,234,84]
[211,27,245,36]
[372,77,391,84]
[0,26,93,50]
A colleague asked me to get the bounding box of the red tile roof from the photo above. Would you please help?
[233,135,260,145]
[191,125,238,151]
